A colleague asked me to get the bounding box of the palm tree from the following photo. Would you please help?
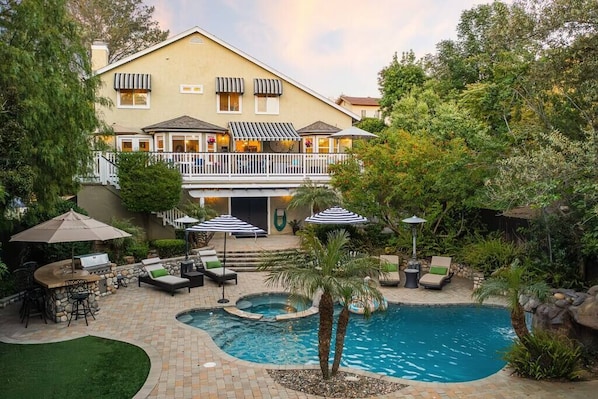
[472,260,550,341]
[260,229,384,379]
[287,178,340,216]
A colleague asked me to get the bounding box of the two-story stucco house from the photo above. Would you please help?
[79,26,359,237]
[336,96,381,120]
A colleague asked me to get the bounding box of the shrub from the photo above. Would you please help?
[129,243,149,262]
[151,239,185,259]
[504,330,583,380]
[461,233,522,276]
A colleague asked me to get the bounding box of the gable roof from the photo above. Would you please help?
[142,115,227,133]
[95,26,359,121]
[337,96,380,106]
[297,121,341,135]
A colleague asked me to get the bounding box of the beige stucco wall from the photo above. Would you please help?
[338,99,380,119]
[95,32,353,131]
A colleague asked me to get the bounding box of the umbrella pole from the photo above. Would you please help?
[218,233,229,304]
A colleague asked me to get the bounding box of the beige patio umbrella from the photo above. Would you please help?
[10,209,131,273]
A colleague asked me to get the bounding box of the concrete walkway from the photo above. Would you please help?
[1,235,596,398]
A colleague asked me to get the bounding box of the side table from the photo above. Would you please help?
[182,271,204,288]
[404,269,419,289]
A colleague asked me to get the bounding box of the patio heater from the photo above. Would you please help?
[174,216,199,260]
[402,215,426,272]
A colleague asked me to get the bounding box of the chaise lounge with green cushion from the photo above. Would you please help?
[198,249,238,286]
[419,256,454,290]
[138,258,191,296]
[378,255,400,287]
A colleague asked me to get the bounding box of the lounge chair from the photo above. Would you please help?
[197,249,238,286]
[419,256,454,290]
[138,258,190,296]
[378,255,400,287]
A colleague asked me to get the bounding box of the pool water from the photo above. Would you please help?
[236,293,312,318]
[177,304,514,382]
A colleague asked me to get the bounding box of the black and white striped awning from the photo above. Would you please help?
[113,73,151,91]
[254,79,283,95]
[215,77,244,93]
[229,122,300,141]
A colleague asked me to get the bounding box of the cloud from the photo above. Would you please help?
[144,0,513,98]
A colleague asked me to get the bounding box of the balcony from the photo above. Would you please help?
[86,151,351,188]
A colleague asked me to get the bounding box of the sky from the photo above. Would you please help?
[144,0,507,100]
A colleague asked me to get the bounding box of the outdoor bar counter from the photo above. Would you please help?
[34,260,101,323]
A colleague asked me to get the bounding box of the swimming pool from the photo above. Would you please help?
[177,304,514,382]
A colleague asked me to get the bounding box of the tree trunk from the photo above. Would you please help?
[511,303,530,342]
[318,291,334,379]
[331,305,350,376]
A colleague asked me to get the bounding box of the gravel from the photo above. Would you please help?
[268,369,407,398]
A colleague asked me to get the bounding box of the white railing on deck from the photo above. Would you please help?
[89,151,350,185]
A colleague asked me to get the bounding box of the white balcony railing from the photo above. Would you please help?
[84,151,351,186]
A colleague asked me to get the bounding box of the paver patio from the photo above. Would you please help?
[1,235,596,398]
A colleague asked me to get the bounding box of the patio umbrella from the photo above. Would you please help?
[305,206,368,225]
[10,209,131,273]
[186,215,266,303]
[329,126,378,139]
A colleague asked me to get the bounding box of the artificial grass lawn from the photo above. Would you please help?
[0,336,150,399]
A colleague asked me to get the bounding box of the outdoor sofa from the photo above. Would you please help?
[138,258,190,296]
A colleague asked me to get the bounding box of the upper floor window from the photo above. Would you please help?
[216,77,244,114]
[254,78,282,115]
[114,73,151,109]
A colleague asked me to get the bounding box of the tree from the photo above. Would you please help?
[261,229,384,379]
[117,153,182,225]
[472,260,549,341]
[378,51,426,118]
[66,0,169,62]
[287,179,340,216]
[0,0,103,215]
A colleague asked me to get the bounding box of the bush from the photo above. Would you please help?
[151,239,185,259]
[129,243,149,262]
[504,330,583,380]
[461,233,522,276]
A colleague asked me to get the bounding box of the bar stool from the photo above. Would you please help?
[65,279,96,326]
[13,267,47,328]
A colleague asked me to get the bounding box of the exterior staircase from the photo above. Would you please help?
[197,248,298,271]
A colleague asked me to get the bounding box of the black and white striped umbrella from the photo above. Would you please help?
[186,215,266,303]
[305,207,368,225]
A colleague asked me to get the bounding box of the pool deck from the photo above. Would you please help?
[1,235,596,398]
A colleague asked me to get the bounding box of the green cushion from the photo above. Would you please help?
[381,263,398,272]
[205,260,221,269]
[150,268,168,278]
[430,266,447,275]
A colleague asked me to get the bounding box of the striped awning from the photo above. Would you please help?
[229,122,300,141]
[113,73,151,90]
[305,207,368,225]
[254,78,282,95]
[215,77,244,93]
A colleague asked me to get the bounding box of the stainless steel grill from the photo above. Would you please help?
[75,253,112,275]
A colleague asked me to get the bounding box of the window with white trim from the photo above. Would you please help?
[218,92,241,113]
[117,89,150,108]
[255,94,279,114]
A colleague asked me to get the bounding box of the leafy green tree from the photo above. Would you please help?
[473,260,550,341]
[0,0,103,214]
[261,229,384,379]
[378,51,426,118]
[67,0,169,63]
[287,179,340,216]
[355,117,386,134]
[117,152,182,222]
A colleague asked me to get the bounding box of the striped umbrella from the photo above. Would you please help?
[305,206,368,225]
[186,215,266,303]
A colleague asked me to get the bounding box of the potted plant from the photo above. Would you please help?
[289,219,302,235]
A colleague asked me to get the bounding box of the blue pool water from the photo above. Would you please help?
[178,304,514,382]
[236,293,312,318]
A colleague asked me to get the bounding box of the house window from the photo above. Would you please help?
[172,135,199,152]
[117,89,149,108]
[318,137,330,153]
[180,84,203,94]
[255,94,279,114]
[121,140,133,152]
[218,92,241,112]
[155,134,165,152]
[139,139,150,152]
[361,110,367,118]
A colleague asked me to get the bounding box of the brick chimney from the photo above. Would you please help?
[91,40,109,71]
